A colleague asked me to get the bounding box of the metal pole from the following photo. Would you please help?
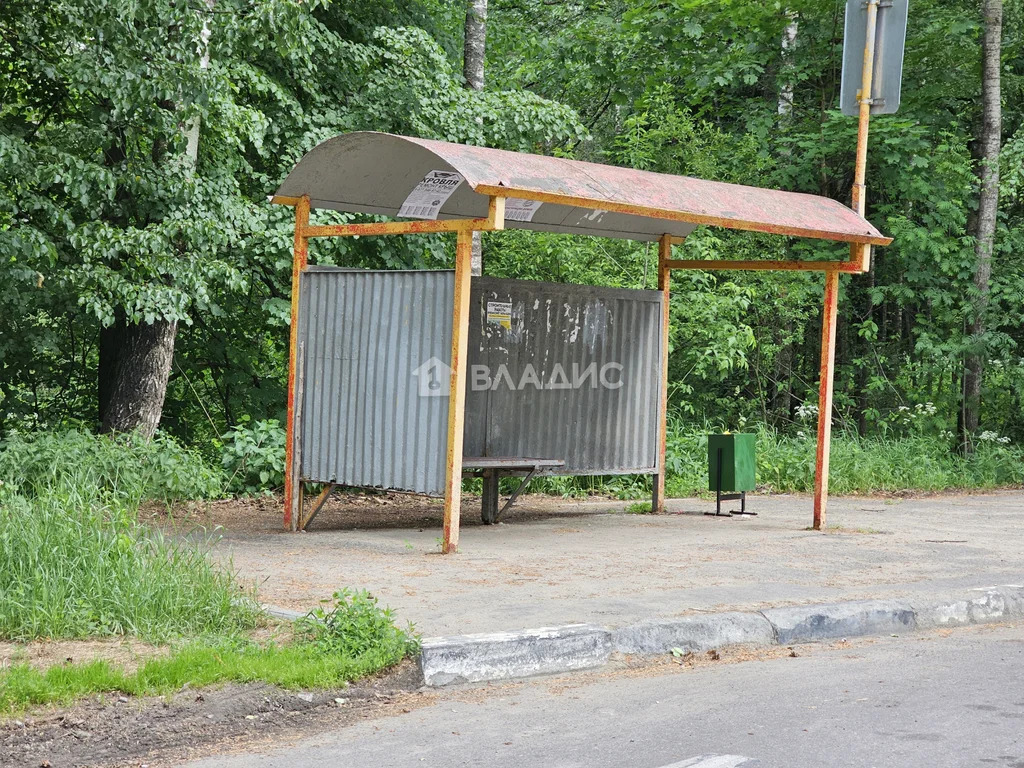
[653,234,671,513]
[812,0,880,528]
[850,0,879,270]
[442,228,474,553]
[813,269,840,530]
[283,195,310,531]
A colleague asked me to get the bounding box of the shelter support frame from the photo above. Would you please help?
[281,195,507,552]
[281,201,871,548]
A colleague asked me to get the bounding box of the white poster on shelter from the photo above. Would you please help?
[505,198,542,222]
[398,170,464,219]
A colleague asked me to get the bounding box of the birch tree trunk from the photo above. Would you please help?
[769,10,798,425]
[962,0,1002,449]
[777,10,798,119]
[464,0,487,276]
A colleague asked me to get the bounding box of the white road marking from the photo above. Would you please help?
[658,755,758,768]
[971,584,1023,591]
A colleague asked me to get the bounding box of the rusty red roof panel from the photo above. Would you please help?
[273,132,891,246]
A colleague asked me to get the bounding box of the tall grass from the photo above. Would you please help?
[751,426,1024,494]
[0,429,223,504]
[527,415,1024,499]
[0,430,256,641]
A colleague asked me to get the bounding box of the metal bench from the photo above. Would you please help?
[462,457,565,524]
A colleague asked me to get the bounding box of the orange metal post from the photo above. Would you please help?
[653,235,671,513]
[851,0,879,219]
[850,0,879,271]
[442,228,474,553]
[283,195,310,531]
[813,269,840,530]
[664,258,882,273]
[813,0,878,530]
[302,218,492,239]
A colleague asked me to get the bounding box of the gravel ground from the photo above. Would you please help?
[186,489,1024,636]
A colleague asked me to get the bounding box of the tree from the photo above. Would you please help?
[963,0,1003,448]
[464,0,488,276]
[0,0,585,440]
[0,0,299,438]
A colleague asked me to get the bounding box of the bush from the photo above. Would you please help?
[0,430,255,641]
[0,428,223,504]
[220,418,286,494]
[296,589,419,666]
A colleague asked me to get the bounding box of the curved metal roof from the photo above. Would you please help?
[272,132,891,246]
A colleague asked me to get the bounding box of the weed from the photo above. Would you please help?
[624,501,652,514]
[0,429,223,504]
[519,416,1024,499]
[295,589,419,662]
[219,418,286,495]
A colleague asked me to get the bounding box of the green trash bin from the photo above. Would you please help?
[708,433,756,516]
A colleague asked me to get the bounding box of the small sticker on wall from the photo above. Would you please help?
[486,300,512,330]
[505,198,542,222]
[398,170,464,219]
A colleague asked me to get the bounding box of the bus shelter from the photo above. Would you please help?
[271,131,891,553]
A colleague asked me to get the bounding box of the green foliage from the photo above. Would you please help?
[0,430,252,641]
[753,429,1024,495]
[2,0,1023,490]
[0,0,586,442]
[532,413,1024,500]
[623,501,652,514]
[486,0,1024,445]
[296,589,420,661]
[663,419,1024,497]
[220,418,286,494]
[0,429,223,503]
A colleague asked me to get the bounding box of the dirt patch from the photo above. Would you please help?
[146,491,618,534]
[146,487,1024,537]
[0,639,168,676]
[1,626,295,678]
[0,661,429,768]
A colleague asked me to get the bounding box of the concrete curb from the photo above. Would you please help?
[412,585,1024,687]
[262,604,306,621]
[761,599,917,644]
[418,624,611,686]
[612,611,776,655]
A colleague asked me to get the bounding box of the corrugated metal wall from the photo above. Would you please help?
[298,267,453,494]
[298,270,663,495]
[464,278,662,474]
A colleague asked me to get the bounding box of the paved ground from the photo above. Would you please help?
[182,622,1024,768]
[209,491,1024,636]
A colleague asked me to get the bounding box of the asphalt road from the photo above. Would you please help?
[184,623,1024,768]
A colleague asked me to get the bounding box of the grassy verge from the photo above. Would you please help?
[0,431,418,715]
[0,591,418,715]
[0,430,252,640]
